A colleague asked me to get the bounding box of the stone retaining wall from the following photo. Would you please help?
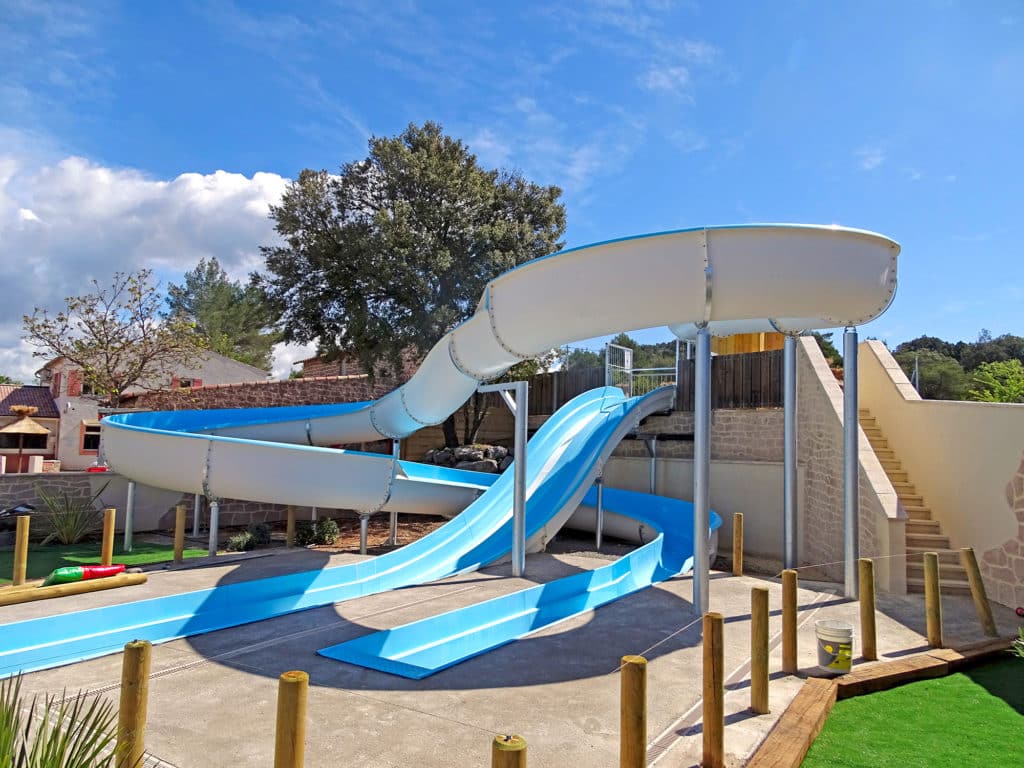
[612,409,784,461]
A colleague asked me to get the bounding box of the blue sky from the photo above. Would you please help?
[1,0,1021,378]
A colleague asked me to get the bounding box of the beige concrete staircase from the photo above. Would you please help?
[859,408,971,595]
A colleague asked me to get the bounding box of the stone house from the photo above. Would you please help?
[35,352,269,470]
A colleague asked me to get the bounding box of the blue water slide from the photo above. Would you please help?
[319,487,720,678]
[0,387,690,679]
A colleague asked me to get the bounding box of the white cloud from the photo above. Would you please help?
[855,145,885,171]
[639,65,692,95]
[271,340,317,380]
[669,128,708,153]
[0,144,290,382]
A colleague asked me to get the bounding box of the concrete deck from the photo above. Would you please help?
[10,546,1018,768]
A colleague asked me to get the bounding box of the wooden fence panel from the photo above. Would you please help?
[675,350,783,410]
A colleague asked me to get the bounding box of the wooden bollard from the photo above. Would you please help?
[960,547,997,637]
[491,734,527,768]
[702,612,725,768]
[858,558,877,661]
[116,640,151,768]
[620,655,647,768]
[274,670,309,768]
[781,569,798,674]
[286,506,296,548]
[750,587,769,714]
[12,514,29,586]
[173,505,186,564]
[924,552,943,648]
[732,512,744,577]
[101,507,116,566]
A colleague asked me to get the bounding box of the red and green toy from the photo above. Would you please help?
[42,564,126,586]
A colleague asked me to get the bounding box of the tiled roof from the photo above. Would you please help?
[0,386,60,419]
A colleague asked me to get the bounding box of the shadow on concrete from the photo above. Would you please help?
[183,548,703,691]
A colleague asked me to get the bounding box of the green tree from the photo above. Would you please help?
[259,121,567,446]
[22,271,206,406]
[166,257,278,371]
[959,331,1024,372]
[563,347,603,370]
[811,332,843,368]
[966,359,1024,403]
[894,335,963,362]
[0,375,20,385]
[893,349,968,400]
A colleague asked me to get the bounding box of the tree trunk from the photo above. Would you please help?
[442,414,459,448]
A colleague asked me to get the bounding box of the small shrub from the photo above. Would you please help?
[314,517,339,545]
[294,521,317,547]
[225,531,254,552]
[35,482,109,545]
[247,522,271,548]
[1012,627,1024,660]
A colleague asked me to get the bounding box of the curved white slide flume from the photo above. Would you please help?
[102,224,898,509]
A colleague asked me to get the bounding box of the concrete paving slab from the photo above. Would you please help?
[12,549,1019,768]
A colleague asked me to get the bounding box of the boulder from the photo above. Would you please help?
[454,445,485,462]
[455,458,499,473]
[433,448,455,467]
[498,455,514,472]
[484,445,508,461]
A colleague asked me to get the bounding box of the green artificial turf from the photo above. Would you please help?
[803,657,1024,767]
[0,541,206,584]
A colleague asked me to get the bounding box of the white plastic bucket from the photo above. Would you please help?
[815,620,853,675]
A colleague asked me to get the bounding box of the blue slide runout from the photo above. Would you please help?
[318,487,721,679]
[0,387,709,679]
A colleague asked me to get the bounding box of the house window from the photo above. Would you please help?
[177,378,193,389]
[0,434,47,450]
[80,422,101,453]
[81,381,94,395]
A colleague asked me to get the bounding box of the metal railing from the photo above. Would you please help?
[608,367,676,397]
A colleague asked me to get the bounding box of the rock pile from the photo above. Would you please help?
[422,444,513,473]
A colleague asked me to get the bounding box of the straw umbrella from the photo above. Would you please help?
[0,405,51,473]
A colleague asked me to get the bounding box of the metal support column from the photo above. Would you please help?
[207,500,220,557]
[359,513,370,555]
[388,439,400,545]
[693,327,712,616]
[478,380,529,577]
[643,436,658,494]
[783,335,798,570]
[595,475,604,550]
[124,480,136,553]
[192,493,202,538]
[843,327,860,598]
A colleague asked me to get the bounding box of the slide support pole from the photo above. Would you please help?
[693,326,712,616]
[595,475,604,551]
[124,480,136,553]
[783,333,798,570]
[388,439,400,545]
[843,327,859,598]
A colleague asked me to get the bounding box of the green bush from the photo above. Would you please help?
[314,517,339,545]
[1013,628,1024,660]
[225,522,273,552]
[0,672,133,767]
[34,482,109,546]
[294,521,317,547]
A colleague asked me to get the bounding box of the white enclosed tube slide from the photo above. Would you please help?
[102,224,899,511]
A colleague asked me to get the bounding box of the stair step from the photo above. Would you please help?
[907,562,969,581]
[906,532,952,549]
[879,459,902,471]
[859,417,877,428]
[868,437,889,450]
[906,547,960,564]
[873,448,895,459]
[906,577,973,596]
[904,506,933,521]
[892,481,918,493]
[906,519,941,534]
[859,408,872,417]
[862,427,884,438]
[899,493,924,505]
[887,470,909,483]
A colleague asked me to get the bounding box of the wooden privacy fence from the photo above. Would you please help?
[528,350,783,415]
[676,350,783,410]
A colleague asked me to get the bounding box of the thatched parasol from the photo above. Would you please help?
[0,405,51,473]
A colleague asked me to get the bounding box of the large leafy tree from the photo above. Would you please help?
[966,359,1024,403]
[166,257,278,370]
[22,271,206,405]
[893,349,968,400]
[259,121,567,445]
[958,330,1024,372]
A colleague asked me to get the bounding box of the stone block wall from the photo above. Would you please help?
[612,409,784,461]
[127,374,396,412]
[979,451,1024,610]
[0,471,94,510]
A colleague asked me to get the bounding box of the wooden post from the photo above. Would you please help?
[116,640,151,768]
[620,655,647,768]
[732,512,744,577]
[702,612,725,768]
[960,547,997,637]
[924,552,943,648]
[12,515,29,586]
[173,505,186,564]
[286,505,296,548]
[781,569,798,674]
[274,670,309,768]
[101,507,116,566]
[858,558,877,661]
[750,587,769,714]
[491,734,527,768]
